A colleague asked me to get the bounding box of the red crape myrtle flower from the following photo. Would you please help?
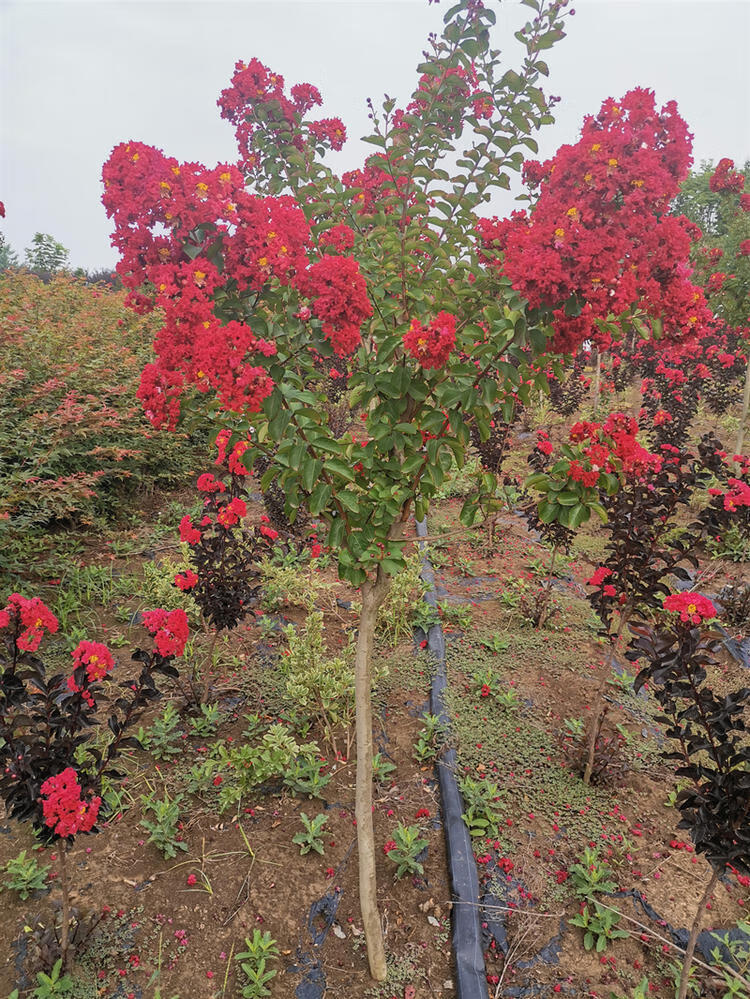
[663,592,717,626]
[40,768,101,838]
[0,593,59,652]
[175,570,199,591]
[142,608,190,657]
[299,254,373,357]
[179,515,201,545]
[403,311,457,369]
[476,89,710,354]
[67,641,114,705]
[709,158,746,194]
[588,566,612,587]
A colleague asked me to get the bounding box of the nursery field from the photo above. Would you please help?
[0,270,748,997]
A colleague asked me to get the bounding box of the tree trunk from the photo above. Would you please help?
[59,839,71,968]
[355,567,391,981]
[677,868,720,999]
[202,629,220,705]
[736,354,750,456]
[583,611,629,785]
[592,349,601,415]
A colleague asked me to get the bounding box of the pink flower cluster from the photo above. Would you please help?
[217,58,346,168]
[299,255,373,357]
[709,158,746,194]
[402,311,457,369]
[142,608,190,658]
[41,768,101,838]
[663,592,717,626]
[587,566,617,598]
[67,641,115,706]
[0,593,59,652]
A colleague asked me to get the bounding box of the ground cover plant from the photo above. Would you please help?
[1,0,749,996]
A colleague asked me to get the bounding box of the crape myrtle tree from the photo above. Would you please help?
[102,0,706,979]
[687,159,750,452]
[102,0,573,976]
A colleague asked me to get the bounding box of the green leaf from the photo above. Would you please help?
[328,517,345,549]
[589,502,608,523]
[538,500,559,524]
[336,490,360,513]
[568,503,589,529]
[268,410,292,441]
[325,459,356,483]
[308,481,332,516]
[536,29,564,50]
[301,458,322,493]
[501,70,525,93]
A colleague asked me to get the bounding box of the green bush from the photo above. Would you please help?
[0,272,203,537]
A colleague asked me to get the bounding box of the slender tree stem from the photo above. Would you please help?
[677,868,720,999]
[59,839,71,969]
[354,569,391,980]
[736,354,750,455]
[584,610,630,785]
[592,349,602,415]
[202,629,220,705]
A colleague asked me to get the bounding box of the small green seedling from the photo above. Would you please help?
[386,824,429,878]
[570,901,628,952]
[292,812,327,855]
[373,752,397,784]
[235,929,279,998]
[569,846,618,898]
[414,713,443,763]
[1,849,50,900]
[139,792,187,859]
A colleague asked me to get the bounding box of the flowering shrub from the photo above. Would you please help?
[0,591,185,962]
[0,593,184,841]
[177,431,292,632]
[675,157,750,451]
[692,434,750,548]
[525,412,658,531]
[629,597,750,999]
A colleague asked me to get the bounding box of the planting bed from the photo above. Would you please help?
[0,463,748,998]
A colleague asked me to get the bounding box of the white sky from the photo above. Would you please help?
[1,0,748,270]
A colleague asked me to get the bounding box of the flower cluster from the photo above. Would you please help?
[0,593,59,653]
[299,255,373,357]
[663,592,717,626]
[568,413,662,483]
[67,641,115,706]
[587,566,617,599]
[142,608,190,658]
[477,88,710,352]
[709,158,746,194]
[102,126,377,421]
[402,312,457,369]
[217,58,346,170]
[40,768,101,839]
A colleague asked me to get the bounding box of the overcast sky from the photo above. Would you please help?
[1,0,748,270]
